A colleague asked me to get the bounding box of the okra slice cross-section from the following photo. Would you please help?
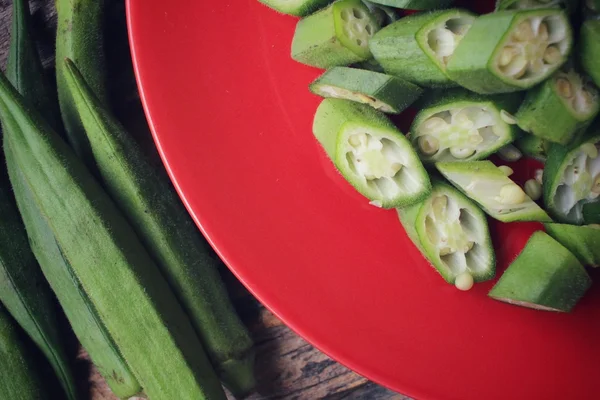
[447,9,572,94]
[516,69,600,145]
[258,0,334,16]
[313,98,431,208]
[410,90,522,163]
[291,0,381,69]
[397,180,495,287]
[437,161,552,222]
[369,9,475,87]
[489,231,591,313]
[543,131,600,224]
[310,67,423,114]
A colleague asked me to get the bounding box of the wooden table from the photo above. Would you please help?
[0,1,409,399]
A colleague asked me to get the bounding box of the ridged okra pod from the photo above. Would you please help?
[56,0,107,162]
[410,89,523,163]
[437,161,552,222]
[291,0,381,69]
[313,98,431,208]
[545,223,600,267]
[447,9,572,94]
[0,304,50,400]
[0,71,226,400]
[543,128,600,224]
[397,179,495,289]
[489,231,591,312]
[258,0,333,16]
[64,59,255,396]
[581,19,600,89]
[515,68,600,145]
[310,67,423,114]
[369,9,475,87]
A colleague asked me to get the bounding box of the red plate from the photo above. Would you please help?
[127,2,600,399]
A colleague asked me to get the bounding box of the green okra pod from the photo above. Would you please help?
[56,0,107,163]
[291,0,381,69]
[515,133,549,162]
[313,98,431,208]
[0,304,50,400]
[258,0,333,16]
[515,68,600,145]
[437,161,552,222]
[397,179,495,288]
[543,128,600,224]
[366,0,454,9]
[369,9,475,87]
[581,19,600,89]
[545,223,600,266]
[310,67,423,114]
[64,59,256,397]
[0,71,226,399]
[410,89,523,163]
[489,231,591,312]
[447,9,573,94]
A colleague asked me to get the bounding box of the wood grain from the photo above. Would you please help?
[0,1,409,399]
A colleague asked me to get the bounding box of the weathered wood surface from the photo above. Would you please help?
[0,1,409,399]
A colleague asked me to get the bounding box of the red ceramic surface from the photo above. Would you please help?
[127,2,600,399]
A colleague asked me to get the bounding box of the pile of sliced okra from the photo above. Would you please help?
[259,0,600,313]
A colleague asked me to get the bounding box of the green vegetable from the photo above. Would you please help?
[369,9,475,87]
[352,58,386,72]
[543,129,600,224]
[0,304,49,400]
[64,59,255,396]
[545,223,600,266]
[365,0,454,9]
[258,0,333,16]
[310,67,423,114]
[313,98,431,208]
[447,9,572,94]
[515,133,549,162]
[410,89,522,162]
[515,69,600,145]
[56,0,107,163]
[291,0,381,69]
[497,144,523,162]
[0,186,78,400]
[397,179,495,287]
[582,201,600,224]
[437,161,552,222]
[361,1,399,27]
[5,144,142,399]
[581,20,600,89]
[489,231,591,312]
[0,71,226,400]
[495,0,579,13]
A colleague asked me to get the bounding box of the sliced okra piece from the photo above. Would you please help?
[410,89,522,163]
[436,160,552,222]
[581,20,600,89]
[258,0,333,16]
[310,67,423,114]
[365,0,454,9]
[489,231,591,313]
[447,9,573,94]
[515,133,549,162]
[515,69,600,145]
[352,58,386,72]
[545,223,600,266]
[361,0,399,27]
[397,179,495,287]
[495,0,579,14]
[313,98,431,208]
[369,9,476,87]
[291,0,381,69]
[543,130,600,224]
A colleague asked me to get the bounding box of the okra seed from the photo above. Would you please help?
[592,174,600,194]
[543,46,562,65]
[418,135,439,155]
[537,22,549,42]
[440,247,453,256]
[455,272,474,291]
[352,8,364,19]
[432,195,448,217]
[428,28,455,58]
[391,163,403,175]
[499,184,527,205]
[556,78,573,98]
[524,179,542,201]
[366,25,373,35]
[498,144,523,162]
[513,21,534,42]
[499,47,517,67]
[581,143,598,159]
[450,146,475,159]
[505,55,528,79]
[498,165,514,176]
[500,110,518,125]
[421,117,447,133]
[535,169,544,185]
[349,135,361,147]
[463,241,474,253]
